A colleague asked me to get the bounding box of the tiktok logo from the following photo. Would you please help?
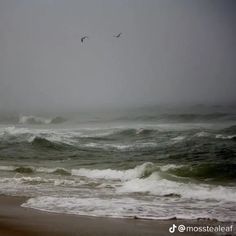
[169,224,177,233]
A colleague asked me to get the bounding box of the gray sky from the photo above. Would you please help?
[0,0,235,112]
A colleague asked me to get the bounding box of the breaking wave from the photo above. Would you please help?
[164,163,236,181]
[71,162,154,180]
[1,110,236,222]
[0,165,71,175]
[19,115,66,125]
[0,161,236,221]
[1,162,235,181]
[21,194,236,221]
[117,172,236,202]
[30,136,68,150]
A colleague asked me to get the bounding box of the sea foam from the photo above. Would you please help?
[71,162,154,181]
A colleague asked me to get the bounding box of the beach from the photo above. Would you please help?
[1,195,234,236]
[0,113,235,235]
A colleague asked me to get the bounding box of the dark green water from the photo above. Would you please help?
[0,111,235,221]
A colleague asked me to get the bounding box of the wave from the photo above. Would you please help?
[2,125,235,155]
[78,126,235,143]
[221,125,236,134]
[0,165,71,176]
[0,163,157,181]
[36,167,71,176]
[14,166,35,173]
[21,196,170,219]
[215,134,236,140]
[0,126,161,151]
[161,113,236,122]
[21,186,236,221]
[167,163,236,180]
[0,161,236,181]
[117,128,158,136]
[171,136,186,143]
[96,128,160,139]
[0,126,77,148]
[19,115,51,125]
[71,162,154,180]
[82,142,158,151]
[0,176,81,187]
[194,131,210,137]
[0,126,30,136]
[105,142,158,151]
[0,163,155,180]
[1,163,236,200]
[117,172,236,202]
[30,136,67,150]
[19,115,66,125]
[1,161,236,221]
[70,162,236,182]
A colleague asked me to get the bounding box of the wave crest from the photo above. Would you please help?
[168,163,236,180]
[71,162,154,180]
[19,115,66,125]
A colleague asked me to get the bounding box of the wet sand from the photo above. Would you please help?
[0,195,234,236]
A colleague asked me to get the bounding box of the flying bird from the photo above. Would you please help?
[81,36,88,43]
[113,33,122,38]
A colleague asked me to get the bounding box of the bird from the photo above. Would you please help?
[113,33,122,38]
[81,36,88,43]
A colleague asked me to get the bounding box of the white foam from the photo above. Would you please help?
[53,179,79,186]
[36,167,71,175]
[216,134,236,140]
[160,164,184,172]
[83,143,100,148]
[72,162,154,181]
[0,176,83,189]
[21,195,236,221]
[104,144,134,150]
[0,165,72,176]
[172,136,186,142]
[79,130,115,138]
[195,131,210,137]
[19,115,52,125]
[0,176,52,186]
[0,126,79,146]
[0,126,30,136]
[22,196,157,218]
[0,165,16,171]
[42,132,78,145]
[105,142,157,150]
[117,173,236,202]
[82,142,157,151]
[0,161,235,221]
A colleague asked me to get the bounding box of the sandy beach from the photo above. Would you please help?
[0,195,234,236]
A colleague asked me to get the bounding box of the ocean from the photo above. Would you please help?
[0,109,235,221]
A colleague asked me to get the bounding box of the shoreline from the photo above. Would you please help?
[0,195,235,236]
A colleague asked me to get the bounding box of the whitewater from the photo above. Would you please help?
[0,112,235,221]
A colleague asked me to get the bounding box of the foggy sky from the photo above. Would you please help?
[0,0,235,112]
